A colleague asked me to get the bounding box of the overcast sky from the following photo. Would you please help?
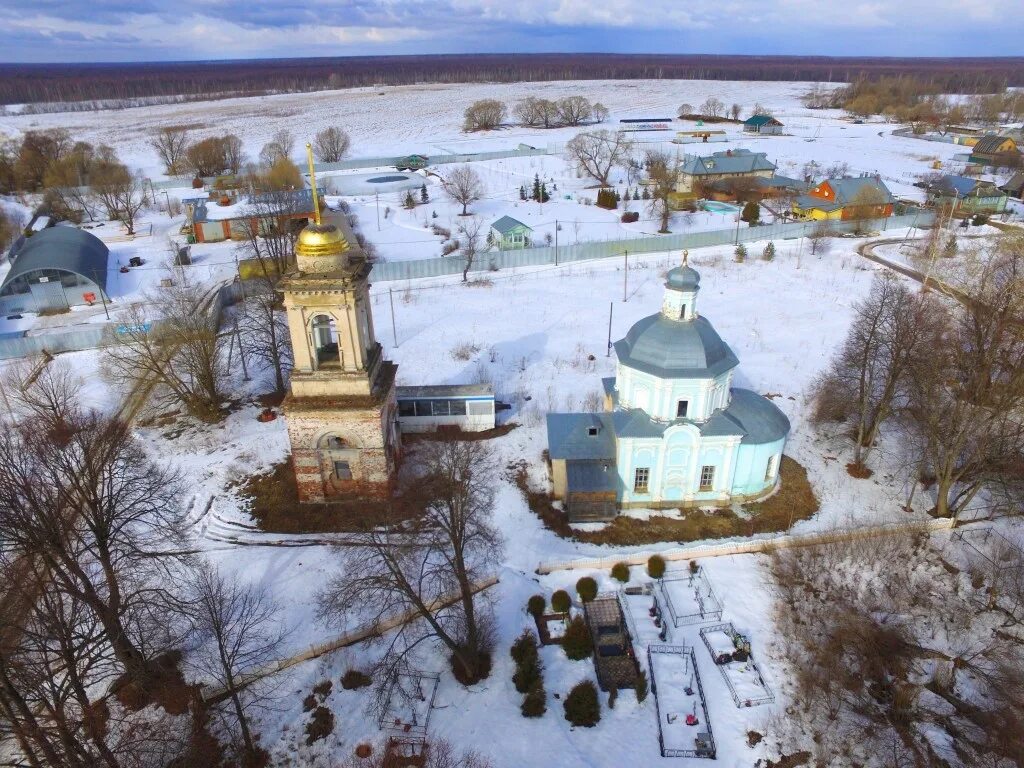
[1,0,1020,63]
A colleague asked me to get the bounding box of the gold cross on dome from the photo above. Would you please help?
[682,249,689,266]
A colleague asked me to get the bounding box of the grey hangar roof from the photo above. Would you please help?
[614,314,739,379]
[0,227,111,296]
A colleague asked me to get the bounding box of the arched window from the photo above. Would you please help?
[318,434,356,484]
[765,455,777,483]
[311,314,340,367]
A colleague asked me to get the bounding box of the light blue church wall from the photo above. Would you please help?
[617,428,742,505]
[731,439,785,497]
[617,367,732,422]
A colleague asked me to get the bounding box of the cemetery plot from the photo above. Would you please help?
[584,594,640,690]
[658,568,723,627]
[378,672,440,746]
[646,645,716,759]
[699,622,774,708]
[620,584,671,646]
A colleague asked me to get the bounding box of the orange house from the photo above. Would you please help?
[792,176,895,221]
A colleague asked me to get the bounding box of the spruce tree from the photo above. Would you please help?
[403,190,416,209]
[420,183,429,203]
[520,185,527,201]
[532,174,541,202]
[762,241,776,261]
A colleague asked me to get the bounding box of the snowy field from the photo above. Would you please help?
[2,78,1022,766]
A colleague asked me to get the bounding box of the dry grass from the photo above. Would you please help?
[510,455,819,546]
[237,460,407,534]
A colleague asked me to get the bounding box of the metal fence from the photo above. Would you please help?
[658,567,723,628]
[150,144,557,190]
[0,326,108,360]
[698,622,775,708]
[647,644,716,759]
[369,211,936,283]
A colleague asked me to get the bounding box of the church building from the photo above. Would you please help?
[546,261,790,521]
[281,147,400,502]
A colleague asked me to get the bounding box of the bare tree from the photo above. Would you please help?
[1,355,82,425]
[238,277,292,395]
[0,406,187,688]
[103,275,228,422]
[847,185,890,234]
[235,186,304,276]
[730,103,741,120]
[463,99,506,132]
[514,97,543,127]
[807,223,834,255]
[456,217,485,283]
[186,564,285,765]
[903,239,1024,519]
[317,439,502,685]
[223,134,245,175]
[810,272,941,470]
[644,149,682,234]
[149,126,190,175]
[591,102,609,123]
[443,165,483,216]
[565,130,634,187]
[751,102,773,117]
[677,102,694,117]
[699,97,725,118]
[313,126,351,163]
[185,136,231,177]
[0,205,20,250]
[557,96,593,126]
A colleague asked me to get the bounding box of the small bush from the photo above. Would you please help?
[312,680,332,699]
[513,658,542,694]
[551,589,571,614]
[762,241,776,261]
[527,594,546,617]
[575,577,598,603]
[305,706,335,745]
[971,213,989,226]
[510,629,539,667]
[647,555,666,579]
[562,616,594,661]
[564,680,601,727]
[634,670,649,703]
[734,243,748,262]
[522,679,547,718]
[689,559,699,574]
[610,562,630,583]
[302,693,316,712]
[341,670,372,690]
[620,211,639,223]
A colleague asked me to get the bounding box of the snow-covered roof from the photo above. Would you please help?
[395,384,493,399]
[681,149,776,177]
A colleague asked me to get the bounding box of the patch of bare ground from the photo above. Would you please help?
[235,460,413,534]
[510,455,819,545]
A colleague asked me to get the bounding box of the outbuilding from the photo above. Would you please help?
[0,226,111,314]
[395,384,496,433]
[742,115,784,135]
[489,216,532,250]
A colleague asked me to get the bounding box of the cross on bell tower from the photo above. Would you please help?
[280,144,399,502]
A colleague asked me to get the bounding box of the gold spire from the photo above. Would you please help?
[294,141,349,268]
[306,142,321,226]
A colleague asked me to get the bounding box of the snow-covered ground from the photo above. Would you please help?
[2,79,1021,767]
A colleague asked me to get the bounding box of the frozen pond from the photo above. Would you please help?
[322,170,425,196]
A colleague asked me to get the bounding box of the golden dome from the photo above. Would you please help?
[296,223,349,260]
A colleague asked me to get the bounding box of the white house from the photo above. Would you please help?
[546,262,790,521]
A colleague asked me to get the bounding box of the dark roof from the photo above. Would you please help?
[973,136,1016,155]
[1000,171,1024,193]
[665,264,700,290]
[744,115,783,127]
[566,460,619,493]
[681,149,776,177]
[1,227,110,296]
[614,314,739,379]
[928,175,1005,198]
[491,215,531,234]
[396,384,492,399]
[705,388,791,444]
[547,413,617,460]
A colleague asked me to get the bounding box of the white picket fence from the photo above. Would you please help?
[534,517,956,574]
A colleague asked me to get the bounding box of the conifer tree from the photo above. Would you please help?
[420,183,429,203]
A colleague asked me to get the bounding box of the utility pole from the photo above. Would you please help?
[375,191,381,231]
[623,250,629,302]
[606,302,614,357]
[234,319,250,382]
[554,219,559,267]
[388,287,398,347]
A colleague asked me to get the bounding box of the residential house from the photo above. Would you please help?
[742,115,784,135]
[969,136,1020,166]
[187,188,319,244]
[792,175,895,221]
[927,175,1009,215]
[672,149,777,205]
[489,216,532,249]
[1000,171,1024,200]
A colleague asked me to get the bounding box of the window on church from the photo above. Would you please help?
[676,400,689,418]
[634,467,650,493]
[398,400,415,417]
[765,456,776,482]
[680,304,687,320]
[333,460,352,481]
[699,465,715,491]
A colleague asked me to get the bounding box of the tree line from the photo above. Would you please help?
[3,54,1021,108]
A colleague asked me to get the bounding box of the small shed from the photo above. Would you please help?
[489,216,532,250]
[395,384,495,433]
[1000,171,1024,200]
[969,136,1020,166]
[742,115,784,135]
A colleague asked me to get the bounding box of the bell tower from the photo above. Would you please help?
[281,144,399,502]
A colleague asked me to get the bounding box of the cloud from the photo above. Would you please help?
[0,0,1020,61]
